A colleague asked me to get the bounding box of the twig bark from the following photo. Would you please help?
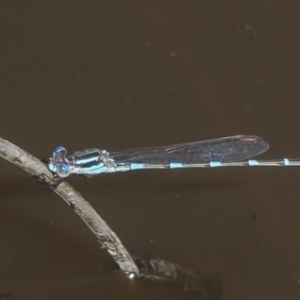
[0,138,139,277]
[0,137,220,298]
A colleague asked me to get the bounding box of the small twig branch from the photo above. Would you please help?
[0,137,220,298]
[0,138,139,277]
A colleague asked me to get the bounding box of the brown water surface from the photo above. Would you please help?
[1,2,300,299]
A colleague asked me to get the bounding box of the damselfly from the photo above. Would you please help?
[46,135,282,178]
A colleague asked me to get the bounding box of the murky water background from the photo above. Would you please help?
[1,2,300,299]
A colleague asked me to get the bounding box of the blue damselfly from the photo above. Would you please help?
[46,135,284,178]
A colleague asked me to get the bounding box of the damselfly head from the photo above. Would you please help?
[45,146,72,178]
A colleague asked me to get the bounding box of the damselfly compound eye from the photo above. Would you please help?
[56,163,71,178]
[53,146,67,157]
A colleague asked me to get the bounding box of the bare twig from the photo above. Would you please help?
[0,138,139,277]
[0,137,221,298]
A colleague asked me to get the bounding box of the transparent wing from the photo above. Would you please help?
[110,135,269,164]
